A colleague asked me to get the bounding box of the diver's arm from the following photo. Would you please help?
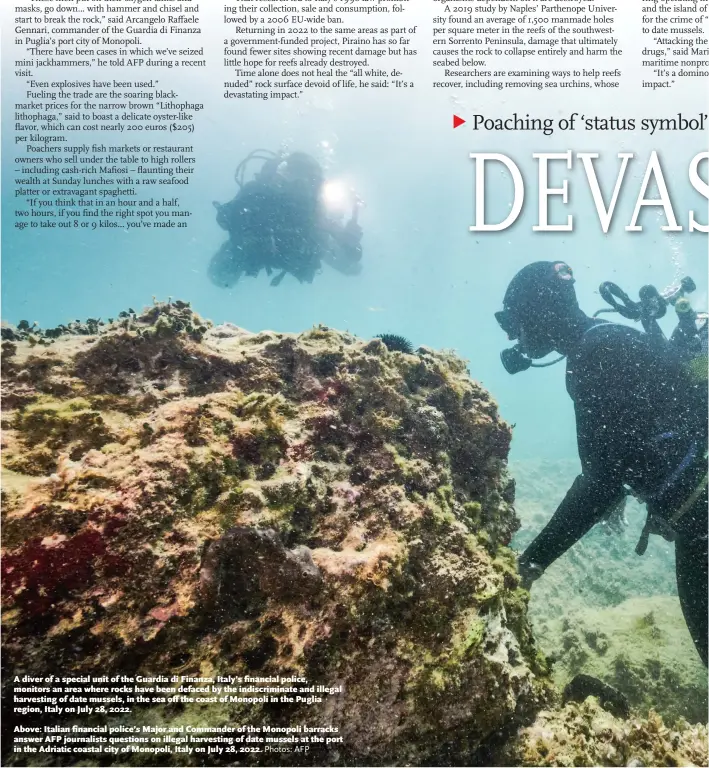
[214,182,263,232]
[520,333,635,580]
[519,473,623,577]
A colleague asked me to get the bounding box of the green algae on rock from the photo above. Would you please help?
[546,597,708,727]
[1,302,552,766]
[498,697,708,767]
[3,304,707,767]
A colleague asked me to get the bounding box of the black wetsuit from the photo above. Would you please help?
[217,180,322,282]
[216,180,362,283]
[521,321,708,665]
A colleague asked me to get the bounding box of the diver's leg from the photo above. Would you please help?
[675,531,708,666]
[241,234,271,277]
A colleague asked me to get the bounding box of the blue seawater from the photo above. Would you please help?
[3,92,707,465]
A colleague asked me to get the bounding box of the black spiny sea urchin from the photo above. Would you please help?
[375,334,414,354]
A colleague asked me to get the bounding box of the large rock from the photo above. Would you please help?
[1,303,552,765]
[4,305,706,766]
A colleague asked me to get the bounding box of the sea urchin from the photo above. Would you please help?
[375,334,414,354]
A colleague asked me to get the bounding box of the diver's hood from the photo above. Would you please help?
[275,152,324,188]
[496,261,578,374]
[496,261,577,341]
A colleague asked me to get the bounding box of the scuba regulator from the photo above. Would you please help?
[496,260,576,375]
[499,344,563,375]
[593,275,707,362]
[498,273,707,375]
[594,276,695,328]
[212,149,283,224]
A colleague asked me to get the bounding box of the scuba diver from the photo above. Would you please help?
[496,261,708,665]
[209,150,363,288]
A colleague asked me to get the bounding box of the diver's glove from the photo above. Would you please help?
[517,557,544,590]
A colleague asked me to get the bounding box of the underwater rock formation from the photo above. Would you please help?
[1,302,549,765]
[2,304,706,766]
[499,698,708,767]
[544,597,708,727]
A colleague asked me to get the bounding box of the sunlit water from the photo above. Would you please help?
[2,14,708,728]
